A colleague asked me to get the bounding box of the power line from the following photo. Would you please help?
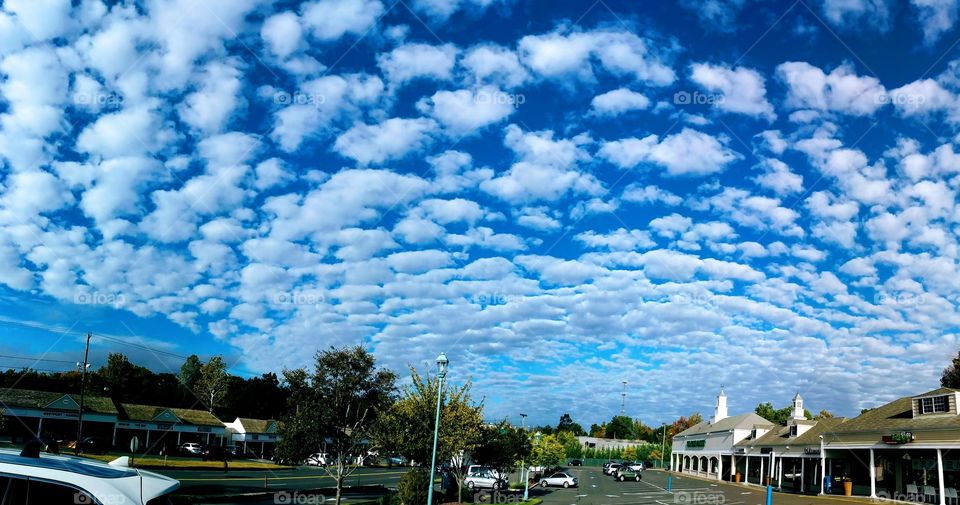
[0,354,78,364]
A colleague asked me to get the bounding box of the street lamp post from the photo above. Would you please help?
[521,414,529,501]
[660,423,667,470]
[426,353,449,505]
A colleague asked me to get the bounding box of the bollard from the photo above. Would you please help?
[667,475,672,493]
[765,485,772,505]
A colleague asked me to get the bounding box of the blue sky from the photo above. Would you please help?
[2,0,960,426]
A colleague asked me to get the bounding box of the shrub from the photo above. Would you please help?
[397,469,431,505]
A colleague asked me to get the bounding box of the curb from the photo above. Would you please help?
[173,484,387,503]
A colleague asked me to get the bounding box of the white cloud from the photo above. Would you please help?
[300,0,383,40]
[911,0,959,44]
[821,0,890,31]
[590,88,650,116]
[421,86,516,134]
[518,29,675,85]
[755,159,803,195]
[777,61,886,116]
[333,117,436,165]
[600,128,742,176]
[178,61,245,134]
[4,0,74,41]
[461,44,529,88]
[261,12,303,59]
[377,43,458,87]
[690,63,775,120]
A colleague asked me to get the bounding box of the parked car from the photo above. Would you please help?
[568,459,583,466]
[180,442,202,455]
[624,461,644,472]
[604,463,622,475]
[540,471,578,488]
[464,471,506,490]
[305,452,328,466]
[615,467,642,481]
[386,455,406,466]
[200,445,232,461]
[1,443,179,504]
[70,436,109,455]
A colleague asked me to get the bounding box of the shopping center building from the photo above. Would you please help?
[673,387,960,505]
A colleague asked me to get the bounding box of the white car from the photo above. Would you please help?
[540,471,578,488]
[603,463,622,475]
[0,445,179,504]
[464,472,506,490]
[305,452,328,466]
[180,442,202,455]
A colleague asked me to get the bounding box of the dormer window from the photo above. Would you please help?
[789,425,798,437]
[920,395,949,414]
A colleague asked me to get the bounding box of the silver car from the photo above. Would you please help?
[464,471,506,490]
[541,471,578,488]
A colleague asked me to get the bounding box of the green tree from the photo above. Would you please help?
[374,368,482,504]
[100,353,134,398]
[606,415,635,440]
[278,346,396,505]
[557,414,585,436]
[622,445,637,461]
[195,356,229,412]
[555,430,582,459]
[472,421,531,487]
[530,433,565,472]
[589,423,605,438]
[813,409,834,420]
[178,355,202,390]
[943,350,960,388]
[755,402,814,425]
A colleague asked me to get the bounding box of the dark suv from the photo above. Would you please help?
[201,445,232,461]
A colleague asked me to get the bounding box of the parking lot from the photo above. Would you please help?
[532,469,871,505]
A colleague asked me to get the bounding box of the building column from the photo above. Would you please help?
[800,457,806,493]
[177,432,181,445]
[820,453,826,495]
[778,456,783,489]
[869,449,877,498]
[145,430,151,450]
[731,455,736,482]
[37,417,43,436]
[112,424,117,446]
[718,454,724,481]
[938,449,946,505]
[761,457,765,486]
[746,456,751,485]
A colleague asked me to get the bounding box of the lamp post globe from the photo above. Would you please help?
[427,353,449,505]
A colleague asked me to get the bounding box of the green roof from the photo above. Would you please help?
[0,388,117,415]
[831,387,960,433]
[237,418,278,433]
[119,403,222,426]
[738,417,848,448]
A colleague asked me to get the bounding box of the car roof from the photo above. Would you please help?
[0,449,137,479]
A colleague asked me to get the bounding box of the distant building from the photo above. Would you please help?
[223,417,280,458]
[577,436,648,451]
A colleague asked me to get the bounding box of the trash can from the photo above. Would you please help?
[843,481,853,496]
[735,472,741,483]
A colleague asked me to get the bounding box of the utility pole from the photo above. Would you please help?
[620,381,627,415]
[75,332,91,455]
[521,414,529,501]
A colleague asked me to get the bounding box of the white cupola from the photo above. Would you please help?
[713,388,728,423]
[791,392,805,420]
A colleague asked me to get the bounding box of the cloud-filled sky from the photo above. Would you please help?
[2,0,960,426]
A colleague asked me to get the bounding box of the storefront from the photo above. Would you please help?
[735,394,847,494]
[223,417,280,458]
[116,403,225,454]
[672,390,770,481]
[826,387,960,504]
[0,388,118,447]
